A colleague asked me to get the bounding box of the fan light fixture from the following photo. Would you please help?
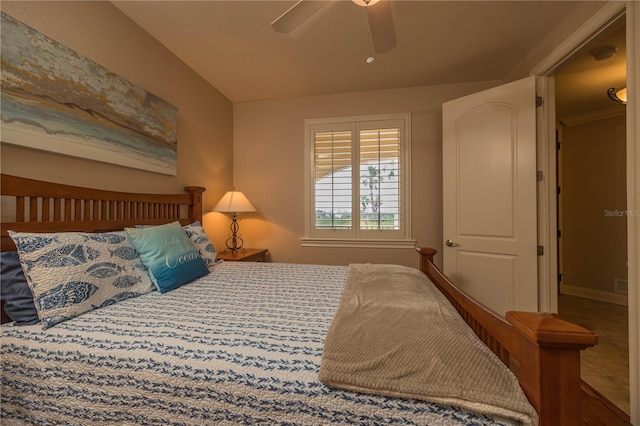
[352,0,381,6]
[272,0,396,54]
[608,86,628,104]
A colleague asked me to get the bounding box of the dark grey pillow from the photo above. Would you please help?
[1,251,39,325]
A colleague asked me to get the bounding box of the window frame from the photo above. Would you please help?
[302,113,414,248]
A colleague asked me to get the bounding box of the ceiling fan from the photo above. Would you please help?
[271,0,397,54]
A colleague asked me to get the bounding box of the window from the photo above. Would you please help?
[303,114,413,247]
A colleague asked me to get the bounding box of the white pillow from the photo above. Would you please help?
[181,221,220,270]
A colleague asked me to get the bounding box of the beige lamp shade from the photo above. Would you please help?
[213,191,256,213]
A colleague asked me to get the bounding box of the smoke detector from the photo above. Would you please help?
[591,45,618,61]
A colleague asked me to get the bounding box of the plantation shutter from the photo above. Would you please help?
[304,113,411,246]
[359,127,401,231]
[313,129,352,230]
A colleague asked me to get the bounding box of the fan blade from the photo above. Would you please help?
[367,0,396,54]
[271,0,331,34]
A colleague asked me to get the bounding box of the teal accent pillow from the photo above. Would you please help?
[125,222,208,293]
[136,221,219,270]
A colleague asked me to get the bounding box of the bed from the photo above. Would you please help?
[0,173,597,425]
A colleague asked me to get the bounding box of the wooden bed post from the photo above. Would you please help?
[184,186,205,223]
[418,247,437,272]
[507,312,597,425]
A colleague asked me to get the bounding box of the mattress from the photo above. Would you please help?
[1,262,521,425]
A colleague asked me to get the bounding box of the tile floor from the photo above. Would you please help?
[558,294,630,415]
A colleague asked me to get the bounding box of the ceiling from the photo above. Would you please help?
[112,1,625,117]
[555,21,627,120]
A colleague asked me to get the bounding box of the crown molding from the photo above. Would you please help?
[559,105,626,126]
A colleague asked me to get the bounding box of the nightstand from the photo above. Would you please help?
[217,248,268,262]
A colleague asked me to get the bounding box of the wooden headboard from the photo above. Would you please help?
[0,174,205,324]
[0,174,205,252]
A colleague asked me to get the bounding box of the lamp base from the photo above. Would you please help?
[223,245,246,255]
[224,214,246,254]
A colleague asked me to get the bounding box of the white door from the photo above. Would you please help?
[442,76,538,315]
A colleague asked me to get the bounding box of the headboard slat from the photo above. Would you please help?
[42,198,50,222]
[16,196,25,222]
[75,199,81,221]
[30,197,38,222]
[54,198,62,221]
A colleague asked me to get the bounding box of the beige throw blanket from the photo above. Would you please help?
[319,264,538,425]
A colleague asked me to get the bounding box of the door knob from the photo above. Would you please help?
[445,240,458,247]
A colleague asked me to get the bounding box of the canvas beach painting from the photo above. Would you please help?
[0,12,178,175]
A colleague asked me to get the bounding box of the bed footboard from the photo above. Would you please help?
[417,247,597,425]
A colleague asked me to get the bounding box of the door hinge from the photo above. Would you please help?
[536,171,544,182]
[558,273,563,282]
[536,96,544,107]
[557,229,562,238]
[537,245,544,256]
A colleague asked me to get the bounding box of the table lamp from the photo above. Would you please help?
[213,190,256,254]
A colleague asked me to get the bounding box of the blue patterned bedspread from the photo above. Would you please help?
[1,262,520,425]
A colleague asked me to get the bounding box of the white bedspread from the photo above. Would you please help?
[1,262,523,425]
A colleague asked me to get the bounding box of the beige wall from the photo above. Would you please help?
[561,114,628,297]
[0,1,233,249]
[232,81,501,268]
[1,1,614,270]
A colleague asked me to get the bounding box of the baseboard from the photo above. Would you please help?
[581,380,631,426]
[560,284,628,306]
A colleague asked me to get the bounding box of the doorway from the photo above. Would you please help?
[553,21,629,415]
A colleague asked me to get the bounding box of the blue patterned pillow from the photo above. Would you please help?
[182,221,219,270]
[125,221,208,293]
[8,230,155,329]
